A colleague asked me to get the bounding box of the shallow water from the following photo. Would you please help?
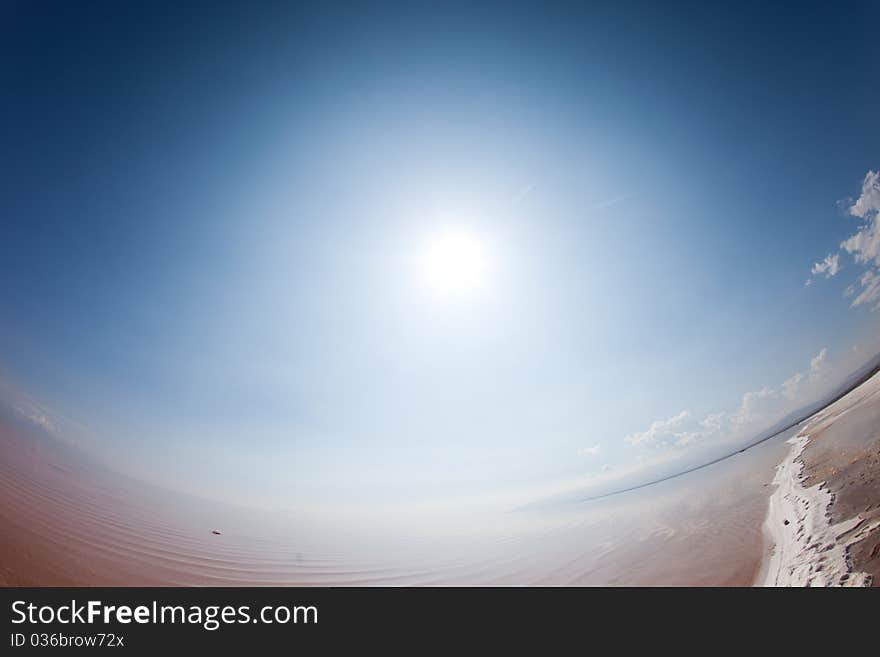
[0,415,795,586]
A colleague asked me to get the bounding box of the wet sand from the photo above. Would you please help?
[1,405,791,586]
[799,371,880,585]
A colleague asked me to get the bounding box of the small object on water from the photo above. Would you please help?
[212,529,222,535]
[783,519,790,525]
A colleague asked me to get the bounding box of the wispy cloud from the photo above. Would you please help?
[624,410,690,447]
[0,381,59,435]
[810,347,828,372]
[850,170,880,221]
[811,253,840,278]
[624,347,830,452]
[591,194,629,211]
[808,170,880,309]
[850,269,880,309]
[14,403,56,433]
[578,443,602,457]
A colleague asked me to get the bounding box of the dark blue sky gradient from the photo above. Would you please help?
[2,1,879,503]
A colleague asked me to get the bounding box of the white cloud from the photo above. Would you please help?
[671,412,726,447]
[623,408,727,450]
[601,463,611,473]
[699,412,724,434]
[624,410,690,447]
[841,223,880,268]
[578,444,602,457]
[811,253,840,278]
[846,172,880,271]
[808,170,880,295]
[782,372,805,400]
[850,269,880,309]
[810,347,827,373]
[850,170,880,220]
[13,402,56,434]
[625,348,831,452]
[673,432,700,447]
[782,347,829,402]
[731,386,778,426]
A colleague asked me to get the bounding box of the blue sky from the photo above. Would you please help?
[2,1,879,510]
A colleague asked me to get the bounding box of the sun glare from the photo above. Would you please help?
[419,230,489,298]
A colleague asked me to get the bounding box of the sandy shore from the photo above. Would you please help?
[6,365,877,587]
[1,397,786,586]
[759,371,880,586]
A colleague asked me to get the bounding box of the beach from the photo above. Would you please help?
[1,401,789,587]
[759,370,880,586]
[5,372,880,586]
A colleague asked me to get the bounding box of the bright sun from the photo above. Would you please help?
[418,230,489,298]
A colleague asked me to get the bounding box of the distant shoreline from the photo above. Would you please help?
[544,353,880,510]
[758,369,880,586]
